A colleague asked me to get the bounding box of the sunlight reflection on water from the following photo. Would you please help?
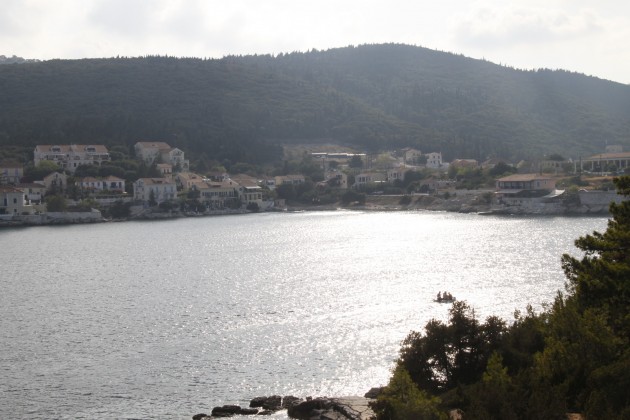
[0,211,607,418]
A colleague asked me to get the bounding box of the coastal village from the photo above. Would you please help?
[1,141,629,225]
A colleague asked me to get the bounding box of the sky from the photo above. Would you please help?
[2,0,629,85]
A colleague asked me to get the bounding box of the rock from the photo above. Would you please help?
[250,395,282,410]
[287,398,334,419]
[282,395,304,409]
[363,387,384,399]
[212,405,242,417]
[257,409,274,415]
[288,397,375,420]
[262,395,282,410]
[249,397,268,408]
[192,414,210,420]
[239,407,258,415]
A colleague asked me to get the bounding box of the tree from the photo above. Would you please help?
[398,301,506,394]
[148,189,157,206]
[349,155,363,169]
[45,195,67,212]
[23,161,61,182]
[371,366,447,420]
[561,176,630,337]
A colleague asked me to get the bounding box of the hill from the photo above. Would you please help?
[1,44,629,167]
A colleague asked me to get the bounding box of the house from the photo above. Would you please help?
[324,171,348,189]
[275,175,306,186]
[133,178,177,204]
[495,174,556,192]
[400,148,422,165]
[387,168,406,183]
[495,174,558,206]
[206,172,229,182]
[354,172,387,188]
[450,159,478,169]
[17,183,46,204]
[230,174,263,208]
[41,172,68,194]
[195,180,239,209]
[76,176,125,193]
[0,186,31,215]
[34,145,110,173]
[425,152,443,169]
[175,172,206,190]
[581,152,630,173]
[0,161,24,184]
[156,163,173,178]
[134,141,190,172]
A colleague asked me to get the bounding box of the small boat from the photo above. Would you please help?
[434,292,455,303]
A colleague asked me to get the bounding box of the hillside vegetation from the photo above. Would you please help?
[1,44,629,166]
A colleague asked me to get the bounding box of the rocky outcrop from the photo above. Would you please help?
[193,395,306,418]
[288,397,375,420]
[194,394,375,419]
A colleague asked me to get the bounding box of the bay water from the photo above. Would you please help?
[0,211,608,419]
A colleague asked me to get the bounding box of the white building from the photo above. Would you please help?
[34,145,110,173]
[134,141,190,172]
[195,180,239,209]
[76,176,125,193]
[0,186,31,215]
[354,172,387,188]
[425,152,443,169]
[133,178,177,204]
[41,172,68,194]
[0,161,23,184]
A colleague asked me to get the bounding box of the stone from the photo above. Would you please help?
[287,398,334,419]
[239,407,259,415]
[212,404,242,416]
[250,395,282,410]
[192,414,210,420]
[287,397,375,420]
[363,387,384,399]
[250,397,267,408]
[282,395,304,409]
[261,395,282,410]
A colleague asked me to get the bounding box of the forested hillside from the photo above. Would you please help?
[1,43,629,166]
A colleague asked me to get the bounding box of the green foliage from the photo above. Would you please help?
[341,190,366,205]
[398,301,507,394]
[106,200,131,219]
[2,45,629,164]
[488,162,516,177]
[390,176,630,418]
[276,183,296,200]
[246,202,260,212]
[399,195,412,205]
[45,194,66,212]
[349,155,364,168]
[24,161,61,182]
[371,366,447,420]
[148,189,157,207]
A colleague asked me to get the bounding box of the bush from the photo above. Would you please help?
[371,366,447,420]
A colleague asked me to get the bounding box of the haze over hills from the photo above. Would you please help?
[1,44,629,166]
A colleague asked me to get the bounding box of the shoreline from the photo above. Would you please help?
[0,190,615,228]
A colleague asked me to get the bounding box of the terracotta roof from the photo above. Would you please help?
[584,152,630,160]
[0,160,23,167]
[135,141,172,150]
[0,186,24,193]
[497,174,553,182]
[35,144,109,153]
[136,178,175,185]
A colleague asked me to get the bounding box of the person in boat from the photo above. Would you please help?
[437,292,442,301]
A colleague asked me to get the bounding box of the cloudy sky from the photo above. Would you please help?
[2,0,629,84]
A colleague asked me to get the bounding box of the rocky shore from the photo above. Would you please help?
[193,391,382,420]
